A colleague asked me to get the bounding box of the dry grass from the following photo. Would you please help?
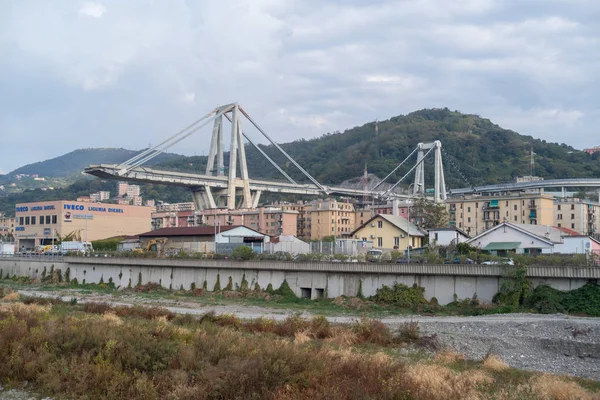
[294,330,311,344]
[3,292,20,302]
[0,299,598,400]
[435,349,466,364]
[102,312,123,327]
[483,353,510,371]
[399,363,495,400]
[530,374,598,400]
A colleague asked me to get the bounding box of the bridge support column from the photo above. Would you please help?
[434,141,447,203]
[251,190,262,208]
[414,143,425,196]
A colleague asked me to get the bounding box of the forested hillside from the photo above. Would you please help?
[159,108,600,188]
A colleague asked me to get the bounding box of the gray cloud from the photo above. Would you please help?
[1,0,599,172]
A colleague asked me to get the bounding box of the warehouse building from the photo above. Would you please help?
[14,200,151,250]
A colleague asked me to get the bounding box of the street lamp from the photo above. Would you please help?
[406,200,412,263]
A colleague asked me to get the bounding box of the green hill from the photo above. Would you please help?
[158,108,600,188]
[5,148,182,179]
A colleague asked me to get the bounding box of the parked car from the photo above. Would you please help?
[452,257,476,264]
[482,258,514,266]
[396,258,420,264]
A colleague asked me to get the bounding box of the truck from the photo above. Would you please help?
[0,243,15,255]
[60,241,94,255]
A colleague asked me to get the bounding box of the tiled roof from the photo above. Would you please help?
[138,225,240,237]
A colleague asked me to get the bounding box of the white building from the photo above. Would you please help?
[99,191,111,201]
[467,223,561,255]
[428,227,470,246]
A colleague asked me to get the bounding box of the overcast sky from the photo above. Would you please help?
[1,0,599,174]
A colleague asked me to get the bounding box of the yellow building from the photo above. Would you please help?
[349,214,425,251]
[446,193,555,236]
[554,198,600,235]
[305,199,356,240]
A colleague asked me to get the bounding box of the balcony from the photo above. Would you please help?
[529,211,537,219]
[482,200,500,210]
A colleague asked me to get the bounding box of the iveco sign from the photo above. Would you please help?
[64,204,85,211]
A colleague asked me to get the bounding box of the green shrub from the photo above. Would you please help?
[493,266,531,307]
[372,283,427,308]
[271,280,296,298]
[356,279,364,300]
[224,277,233,291]
[231,246,255,261]
[214,274,221,291]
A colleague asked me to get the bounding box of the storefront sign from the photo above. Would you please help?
[43,228,51,236]
[72,214,94,220]
[16,233,37,238]
[15,205,56,212]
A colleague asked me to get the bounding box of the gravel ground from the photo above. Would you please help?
[13,288,600,381]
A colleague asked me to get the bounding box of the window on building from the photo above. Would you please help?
[468,217,471,223]
[25,217,30,225]
[571,223,575,229]
[377,220,383,228]
[394,237,400,247]
[434,233,439,241]
[558,214,562,220]
[571,204,575,210]
[558,205,561,211]
[39,216,44,225]
[377,237,383,247]
[514,205,517,211]
[475,202,478,208]
[459,222,462,228]
[506,201,508,206]
[31,216,36,225]
[506,211,509,217]
[514,216,517,221]
[362,237,367,242]
[571,214,575,220]
[19,217,24,225]
[558,223,562,227]
[52,215,57,224]
[467,207,471,212]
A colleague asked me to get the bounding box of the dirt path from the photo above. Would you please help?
[16,288,600,381]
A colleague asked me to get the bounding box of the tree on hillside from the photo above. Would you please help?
[410,197,448,229]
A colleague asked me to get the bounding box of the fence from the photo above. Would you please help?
[215,243,264,255]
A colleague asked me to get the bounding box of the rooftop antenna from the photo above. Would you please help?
[530,144,535,176]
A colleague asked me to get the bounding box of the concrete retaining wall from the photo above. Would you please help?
[1,257,597,305]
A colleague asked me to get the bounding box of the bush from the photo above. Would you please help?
[524,282,600,316]
[231,246,255,261]
[353,317,393,345]
[372,283,427,308]
[493,266,531,307]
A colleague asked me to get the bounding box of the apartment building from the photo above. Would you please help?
[199,207,298,237]
[0,215,15,240]
[305,199,356,240]
[446,193,555,236]
[554,198,600,235]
